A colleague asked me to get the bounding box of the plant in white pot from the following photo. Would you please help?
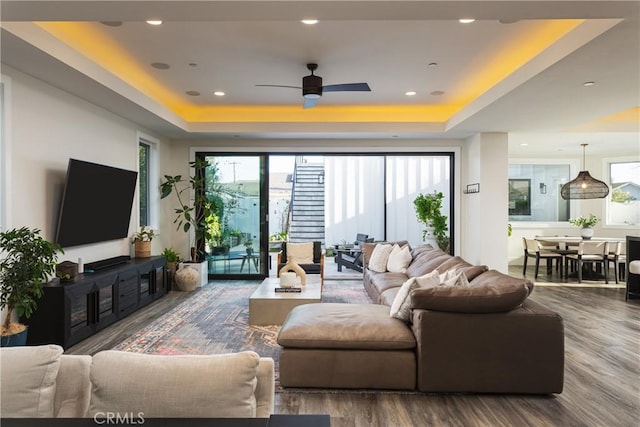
[569,213,599,240]
[0,227,63,346]
[413,191,450,252]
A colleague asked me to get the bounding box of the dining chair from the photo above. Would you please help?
[522,238,563,279]
[607,241,626,284]
[565,241,609,283]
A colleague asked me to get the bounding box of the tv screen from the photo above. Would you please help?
[56,159,138,247]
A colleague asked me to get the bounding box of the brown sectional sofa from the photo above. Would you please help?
[277,243,564,394]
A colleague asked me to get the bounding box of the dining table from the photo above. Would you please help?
[534,236,625,280]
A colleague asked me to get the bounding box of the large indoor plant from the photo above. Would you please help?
[0,227,63,346]
[413,191,449,251]
[160,158,216,263]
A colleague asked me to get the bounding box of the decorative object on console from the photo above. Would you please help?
[561,144,610,200]
[0,227,63,347]
[413,191,449,252]
[161,247,182,290]
[569,213,599,240]
[55,261,78,282]
[131,226,156,258]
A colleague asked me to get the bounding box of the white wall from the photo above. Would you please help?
[2,65,172,265]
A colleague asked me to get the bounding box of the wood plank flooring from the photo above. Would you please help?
[68,268,639,427]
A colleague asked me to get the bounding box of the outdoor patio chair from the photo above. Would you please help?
[335,233,373,273]
[277,241,324,283]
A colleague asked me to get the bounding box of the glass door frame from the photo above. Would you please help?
[196,152,268,280]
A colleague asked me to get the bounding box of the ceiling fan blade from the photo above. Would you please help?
[322,82,371,92]
[303,97,318,109]
[255,84,302,89]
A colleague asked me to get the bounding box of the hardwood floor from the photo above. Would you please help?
[68,269,639,427]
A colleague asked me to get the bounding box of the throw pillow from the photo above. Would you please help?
[0,344,63,417]
[89,351,260,418]
[415,269,443,288]
[368,243,393,273]
[439,269,470,287]
[286,242,314,264]
[389,277,421,322]
[386,244,413,274]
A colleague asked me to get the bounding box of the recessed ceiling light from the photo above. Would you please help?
[430,90,445,96]
[186,91,200,96]
[214,91,225,97]
[583,81,595,86]
[405,91,417,96]
[151,62,170,70]
[301,19,318,25]
[459,18,475,24]
[146,20,163,26]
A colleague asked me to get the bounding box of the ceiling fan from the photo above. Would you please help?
[256,63,371,109]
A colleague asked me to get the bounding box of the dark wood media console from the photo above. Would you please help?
[25,256,167,348]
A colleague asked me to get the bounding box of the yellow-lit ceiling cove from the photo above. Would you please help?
[37,20,583,124]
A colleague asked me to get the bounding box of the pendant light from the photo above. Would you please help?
[560,143,609,199]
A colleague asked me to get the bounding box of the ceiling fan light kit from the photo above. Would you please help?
[560,143,610,200]
[257,63,371,108]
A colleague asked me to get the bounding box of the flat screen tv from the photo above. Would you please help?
[55,159,138,248]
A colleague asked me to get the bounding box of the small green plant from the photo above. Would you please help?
[131,225,156,242]
[1,227,63,337]
[269,231,288,241]
[569,213,599,228]
[413,191,449,249]
[161,247,182,263]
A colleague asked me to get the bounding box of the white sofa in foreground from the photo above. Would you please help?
[0,345,275,418]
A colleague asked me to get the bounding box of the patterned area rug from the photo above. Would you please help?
[113,280,372,390]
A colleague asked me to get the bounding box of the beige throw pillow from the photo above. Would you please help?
[368,243,393,273]
[390,270,441,322]
[0,344,63,417]
[286,242,314,264]
[439,269,470,287]
[89,351,260,418]
[386,244,412,274]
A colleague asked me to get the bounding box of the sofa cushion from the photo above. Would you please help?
[386,244,412,273]
[406,251,452,278]
[0,344,63,418]
[470,269,535,295]
[439,269,470,287]
[368,270,409,296]
[278,303,416,350]
[390,270,441,322]
[89,351,260,418]
[286,242,314,264]
[435,256,488,281]
[369,243,394,272]
[379,287,401,306]
[410,280,530,313]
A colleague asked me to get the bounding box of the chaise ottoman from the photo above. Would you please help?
[277,303,416,390]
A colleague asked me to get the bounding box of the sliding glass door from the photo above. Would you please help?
[199,154,266,279]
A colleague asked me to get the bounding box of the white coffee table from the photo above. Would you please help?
[249,277,322,326]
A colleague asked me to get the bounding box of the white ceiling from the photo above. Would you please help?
[1,0,638,156]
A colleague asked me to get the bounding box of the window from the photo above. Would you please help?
[608,161,640,226]
[508,164,571,222]
[138,142,150,227]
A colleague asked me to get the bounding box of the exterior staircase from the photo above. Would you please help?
[288,160,325,244]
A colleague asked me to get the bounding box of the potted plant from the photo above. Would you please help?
[131,225,156,258]
[413,191,449,252]
[0,227,63,346]
[160,158,216,263]
[161,247,182,290]
[244,239,254,255]
[569,213,599,240]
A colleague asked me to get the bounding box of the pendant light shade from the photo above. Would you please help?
[560,144,609,200]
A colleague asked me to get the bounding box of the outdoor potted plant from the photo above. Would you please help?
[131,225,156,258]
[0,227,63,346]
[413,191,450,252]
[569,213,599,240]
[244,239,254,255]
